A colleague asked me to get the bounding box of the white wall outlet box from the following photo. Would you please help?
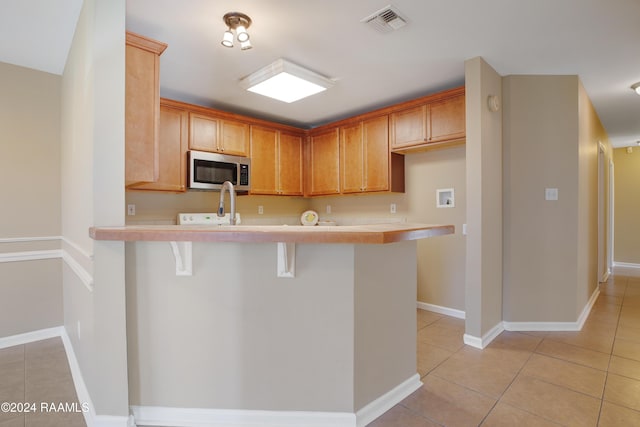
[326,205,332,214]
[127,204,136,216]
[462,223,468,235]
[390,203,397,214]
[258,205,264,215]
[436,188,455,208]
[545,188,559,201]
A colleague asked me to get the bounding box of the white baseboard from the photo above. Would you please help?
[613,262,640,278]
[503,286,600,332]
[463,322,504,349]
[416,301,465,319]
[130,374,422,427]
[355,374,422,427]
[130,406,356,427]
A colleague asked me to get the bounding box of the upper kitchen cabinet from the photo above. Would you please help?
[390,87,465,153]
[250,125,303,196]
[340,115,404,194]
[305,128,340,196]
[189,112,250,157]
[128,100,188,192]
[125,32,167,187]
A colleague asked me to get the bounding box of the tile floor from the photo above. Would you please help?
[370,275,640,427]
[0,337,86,427]
[2,276,639,427]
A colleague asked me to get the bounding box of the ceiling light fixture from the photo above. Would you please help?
[221,12,252,50]
[239,59,334,103]
[632,82,640,95]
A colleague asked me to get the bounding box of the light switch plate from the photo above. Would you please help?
[545,188,559,201]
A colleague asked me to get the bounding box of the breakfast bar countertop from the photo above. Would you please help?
[89,223,455,244]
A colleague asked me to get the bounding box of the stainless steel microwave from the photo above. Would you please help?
[188,150,250,191]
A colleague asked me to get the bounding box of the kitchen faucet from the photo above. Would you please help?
[217,181,237,225]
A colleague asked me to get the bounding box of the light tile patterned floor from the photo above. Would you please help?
[0,338,86,427]
[2,276,640,426]
[371,275,640,427]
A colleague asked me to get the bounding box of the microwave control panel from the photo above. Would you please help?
[239,164,249,186]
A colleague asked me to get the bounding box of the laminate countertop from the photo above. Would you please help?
[89,223,455,244]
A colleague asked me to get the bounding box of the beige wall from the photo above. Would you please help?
[613,147,640,264]
[126,191,309,225]
[0,61,62,337]
[464,57,503,340]
[577,81,609,311]
[502,75,605,323]
[61,0,129,417]
[406,148,466,310]
[503,75,579,322]
[127,240,417,413]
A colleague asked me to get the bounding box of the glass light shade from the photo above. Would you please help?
[236,25,249,42]
[221,30,234,47]
[636,86,640,95]
[240,40,252,50]
[239,59,334,103]
[246,73,327,103]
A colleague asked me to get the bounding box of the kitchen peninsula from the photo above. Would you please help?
[91,223,453,426]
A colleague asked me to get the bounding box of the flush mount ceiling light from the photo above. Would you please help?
[221,12,252,50]
[239,59,334,103]
[632,82,640,95]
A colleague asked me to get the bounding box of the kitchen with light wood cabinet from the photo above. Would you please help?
[125,87,468,198]
[125,31,167,187]
[250,125,303,196]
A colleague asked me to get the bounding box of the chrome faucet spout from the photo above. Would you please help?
[217,181,237,225]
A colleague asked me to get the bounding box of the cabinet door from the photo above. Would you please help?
[130,104,188,192]
[220,120,250,156]
[340,123,364,194]
[363,115,390,192]
[250,126,278,194]
[278,132,303,195]
[125,34,166,185]
[390,104,426,149]
[427,94,466,143]
[189,113,219,152]
[307,128,340,196]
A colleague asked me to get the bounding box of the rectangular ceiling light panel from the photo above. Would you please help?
[239,59,334,103]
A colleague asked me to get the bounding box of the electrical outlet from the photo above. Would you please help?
[127,204,136,216]
[326,205,332,214]
[390,203,397,214]
[258,205,264,215]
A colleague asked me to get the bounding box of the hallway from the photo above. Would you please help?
[372,275,640,426]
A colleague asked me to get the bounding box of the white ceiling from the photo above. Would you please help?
[3,1,640,147]
[0,0,82,75]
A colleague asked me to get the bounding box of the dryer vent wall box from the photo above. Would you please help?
[437,189,455,208]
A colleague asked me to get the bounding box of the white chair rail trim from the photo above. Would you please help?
[0,236,94,292]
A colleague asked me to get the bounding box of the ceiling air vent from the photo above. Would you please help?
[361,5,408,33]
